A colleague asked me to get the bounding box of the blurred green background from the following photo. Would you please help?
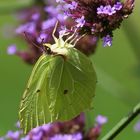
[0,0,140,139]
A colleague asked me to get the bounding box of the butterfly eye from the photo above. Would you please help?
[45,47,52,54]
[43,44,52,55]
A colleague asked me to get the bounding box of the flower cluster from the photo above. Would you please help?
[0,114,107,140]
[97,2,122,15]
[56,0,134,46]
[7,0,97,64]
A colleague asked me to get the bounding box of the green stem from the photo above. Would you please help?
[101,102,140,140]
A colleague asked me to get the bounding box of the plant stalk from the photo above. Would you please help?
[101,102,140,140]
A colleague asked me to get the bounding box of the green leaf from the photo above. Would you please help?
[19,47,97,134]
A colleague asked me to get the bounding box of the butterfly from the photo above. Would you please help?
[19,22,97,134]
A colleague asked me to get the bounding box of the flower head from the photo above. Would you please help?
[62,0,135,46]
[0,113,108,140]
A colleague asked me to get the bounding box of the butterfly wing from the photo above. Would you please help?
[19,54,64,133]
[19,48,97,134]
[47,48,97,121]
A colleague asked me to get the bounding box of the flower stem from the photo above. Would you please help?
[101,102,140,140]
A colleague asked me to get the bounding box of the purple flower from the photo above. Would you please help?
[6,131,20,139]
[42,18,56,30]
[68,1,78,10]
[75,16,85,28]
[95,115,108,125]
[7,45,17,55]
[50,133,82,140]
[31,13,40,21]
[114,2,123,11]
[134,121,140,132]
[44,6,60,16]
[56,0,64,3]
[32,131,43,140]
[15,22,36,34]
[37,33,48,43]
[103,35,112,47]
[64,10,72,18]
[104,5,116,15]
[62,0,134,47]
[41,123,52,131]
[97,5,105,14]
[31,126,41,134]
[21,135,30,140]
[72,133,82,140]
[97,5,116,16]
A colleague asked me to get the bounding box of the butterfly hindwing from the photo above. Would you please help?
[48,48,97,121]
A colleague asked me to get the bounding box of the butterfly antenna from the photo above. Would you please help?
[69,34,79,44]
[23,32,44,52]
[64,27,78,46]
[52,21,59,43]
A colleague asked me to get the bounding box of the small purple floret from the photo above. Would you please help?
[7,45,17,55]
[15,22,36,34]
[96,115,108,125]
[75,16,85,28]
[114,2,123,11]
[103,35,112,47]
[42,123,52,131]
[134,121,140,132]
[97,5,105,14]
[31,13,40,21]
[42,18,56,30]
[56,0,64,3]
[37,33,48,43]
[104,5,116,15]
[68,1,78,10]
[97,3,122,16]
[6,131,20,139]
[50,133,82,140]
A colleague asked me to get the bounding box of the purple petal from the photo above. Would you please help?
[31,13,40,20]
[15,22,36,34]
[134,121,140,132]
[50,133,82,140]
[41,123,52,131]
[56,0,64,3]
[42,18,56,30]
[75,16,85,28]
[31,126,41,134]
[37,33,48,43]
[6,131,20,139]
[96,115,108,125]
[103,35,112,47]
[114,2,123,11]
[7,45,17,55]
